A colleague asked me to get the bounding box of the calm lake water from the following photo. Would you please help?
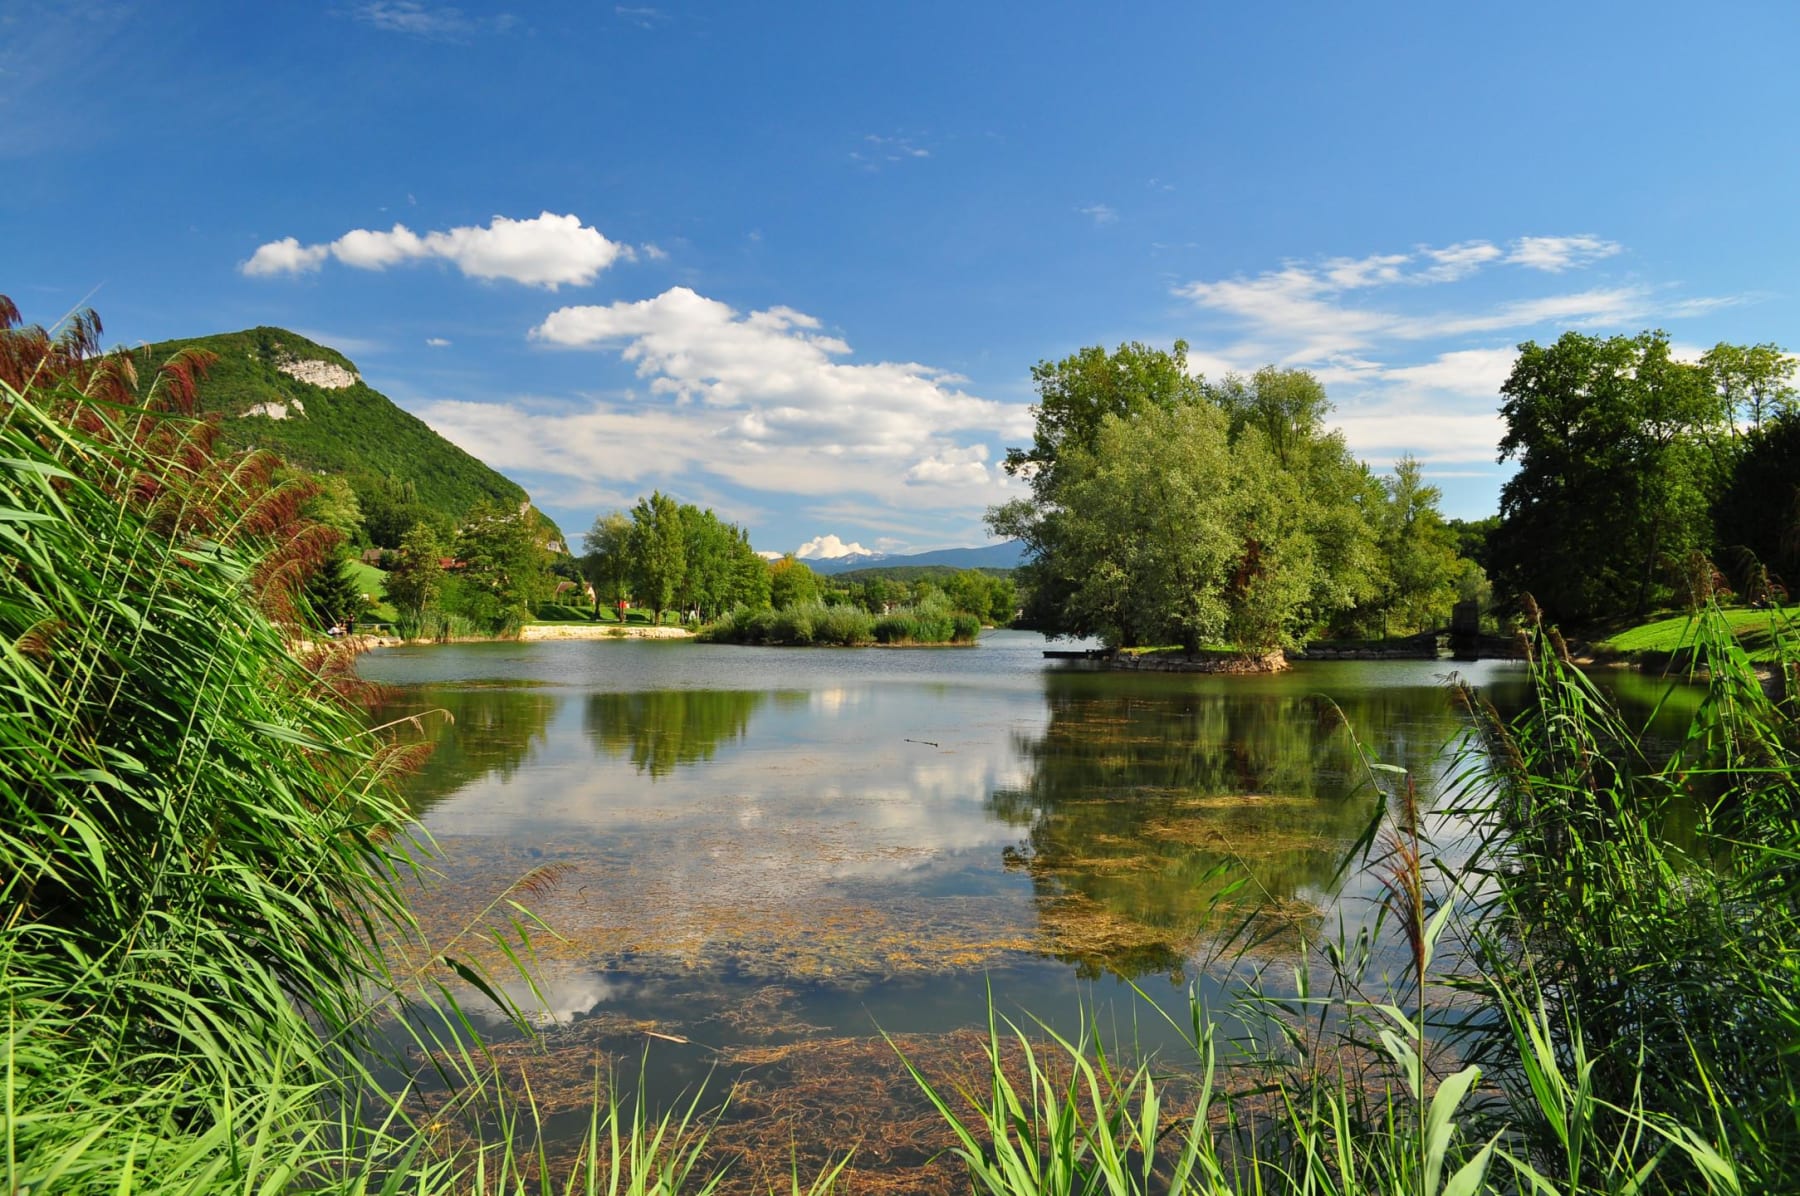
[357,631,1696,1190]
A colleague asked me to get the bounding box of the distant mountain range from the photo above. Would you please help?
[802,541,1027,575]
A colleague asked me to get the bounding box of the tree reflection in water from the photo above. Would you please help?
[990,672,1471,980]
[373,685,560,816]
[584,689,771,779]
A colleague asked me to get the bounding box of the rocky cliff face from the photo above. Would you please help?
[276,358,359,389]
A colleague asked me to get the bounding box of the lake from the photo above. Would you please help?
[357,631,1695,1191]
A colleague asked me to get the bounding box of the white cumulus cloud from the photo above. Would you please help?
[905,444,991,486]
[242,212,631,288]
[413,287,1029,543]
[794,534,872,560]
[531,287,1024,456]
[242,237,330,276]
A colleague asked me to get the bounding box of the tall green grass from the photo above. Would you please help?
[0,351,745,1193]
[898,598,1793,1194]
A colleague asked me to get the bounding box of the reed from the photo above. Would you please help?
[0,314,751,1194]
[899,598,1794,1194]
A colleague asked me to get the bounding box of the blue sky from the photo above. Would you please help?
[5,1,1797,557]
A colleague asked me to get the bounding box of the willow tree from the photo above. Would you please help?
[1018,402,1313,652]
[993,346,1372,651]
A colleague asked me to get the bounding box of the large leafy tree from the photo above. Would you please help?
[1003,340,1207,492]
[385,520,444,620]
[769,555,820,610]
[995,342,1208,631]
[676,504,739,621]
[452,500,551,631]
[1492,330,1726,623]
[1052,403,1239,649]
[1702,341,1797,436]
[994,346,1382,650]
[581,509,633,614]
[1014,399,1316,652]
[1370,456,1460,636]
[728,528,774,611]
[1713,411,1800,596]
[627,490,686,625]
[1212,367,1384,631]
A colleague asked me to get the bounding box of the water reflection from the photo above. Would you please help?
[373,685,559,815]
[583,689,770,778]
[991,677,1408,979]
[355,642,1714,1194]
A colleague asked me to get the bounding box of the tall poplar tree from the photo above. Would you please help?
[627,490,686,625]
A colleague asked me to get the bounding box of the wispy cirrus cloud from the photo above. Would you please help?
[1175,236,1644,364]
[1076,203,1118,226]
[614,5,669,29]
[1174,235,1728,474]
[348,2,516,40]
[243,212,631,288]
[850,133,931,171]
[1507,234,1622,272]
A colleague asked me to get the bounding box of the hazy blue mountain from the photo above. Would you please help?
[805,540,1025,575]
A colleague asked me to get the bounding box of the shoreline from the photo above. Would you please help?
[517,623,694,641]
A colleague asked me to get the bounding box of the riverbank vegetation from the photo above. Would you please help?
[992,343,1481,654]
[696,596,982,645]
[575,496,1005,643]
[997,334,1796,653]
[1492,332,1797,627]
[898,602,1798,1193]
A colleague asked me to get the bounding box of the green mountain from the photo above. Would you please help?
[139,327,551,543]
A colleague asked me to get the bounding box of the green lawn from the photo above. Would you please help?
[346,559,398,622]
[531,602,684,626]
[1597,605,1794,662]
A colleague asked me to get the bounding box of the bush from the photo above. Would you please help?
[816,603,876,645]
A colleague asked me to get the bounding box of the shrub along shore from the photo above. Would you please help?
[697,598,982,646]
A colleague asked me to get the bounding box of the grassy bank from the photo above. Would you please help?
[697,599,981,646]
[1591,602,1793,664]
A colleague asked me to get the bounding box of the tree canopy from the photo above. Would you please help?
[993,343,1459,651]
[1492,330,1726,623]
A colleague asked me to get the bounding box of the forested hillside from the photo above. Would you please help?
[138,327,540,543]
